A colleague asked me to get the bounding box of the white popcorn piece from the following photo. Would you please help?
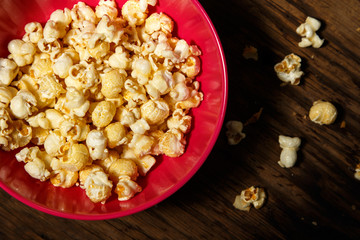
[15,146,51,182]
[233,186,266,211]
[44,130,67,157]
[44,109,65,129]
[0,86,17,108]
[0,58,19,86]
[167,109,192,133]
[59,117,90,142]
[8,39,36,67]
[26,112,51,129]
[63,87,90,118]
[23,22,43,44]
[145,12,173,36]
[108,46,130,70]
[128,133,154,157]
[43,20,67,43]
[225,121,246,145]
[86,130,109,160]
[146,69,174,98]
[133,155,156,176]
[56,143,91,172]
[131,58,152,85]
[65,61,99,91]
[130,118,150,134]
[95,0,118,20]
[309,100,337,125]
[296,17,324,48]
[10,89,37,119]
[53,53,74,78]
[80,165,113,203]
[278,135,301,168]
[180,56,201,78]
[274,53,304,85]
[115,175,142,201]
[121,0,148,26]
[71,2,97,29]
[0,108,13,137]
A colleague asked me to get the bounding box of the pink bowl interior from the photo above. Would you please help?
[0,0,227,220]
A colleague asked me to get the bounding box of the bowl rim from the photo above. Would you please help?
[0,0,228,220]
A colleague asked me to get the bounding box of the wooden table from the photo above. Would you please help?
[1,0,360,239]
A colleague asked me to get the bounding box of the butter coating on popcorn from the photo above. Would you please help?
[233,186,266,211]
[1,0,203,204]
[274,53,304,85]
[296,16,324,48]
[278,135,301,168]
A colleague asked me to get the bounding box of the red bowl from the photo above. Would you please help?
[0,0,227,220]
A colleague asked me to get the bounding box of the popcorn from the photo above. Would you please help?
[296,16,324,48]
[108,158,139,182]
[140,99,170,125]
[10,89,37,119]
[233,186,266,211]
[86,130,109,160]
[0,86,17,108]
[278,135,301,168]
[95,0,119,20]
[145,12,173,36]
[15,147,51,181]
[309,100,337,125]
[159,128,185,157]
[50,169,78,188]
[0,58,19,86]
[274,53,304,85]
[23,22,43,44]
[225,121,246,145]
[100,69,125,98]
[8,39,36,67]
[0,0,203,204]
[79,165,113,203]
[115,175,142,201]
[91,100,116,128]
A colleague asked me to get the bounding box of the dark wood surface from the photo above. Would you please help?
[1,0,360,239]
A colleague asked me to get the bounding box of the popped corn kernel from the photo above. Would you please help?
[140,99,169,125]
[233,186,266,211]
[108,158,139,182]
[0,58,19,86]
[115,175,142,201]
[50,169,78,188]
[104,122,127,148]
[91,100,116,128]
[225,121,246,145]
[274,53,304,85]
[296,16,324,48]
[278,135,301,168]
[86,129,109,160]
[159,128,185,157]
[10,89,37,119]
[309,100,337,125]
[8,39,36,67]
[80,164,113,203]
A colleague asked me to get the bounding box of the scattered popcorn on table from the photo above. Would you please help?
[225,121,246,145]
[309,100,337,125]
[242,45,258,61]
[278,135,301,168]
[296,16,324,48]
[274,53,304,85]
[0,0,203,204]
[233,186,266,211]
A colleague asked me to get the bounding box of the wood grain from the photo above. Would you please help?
[1,0,360,239]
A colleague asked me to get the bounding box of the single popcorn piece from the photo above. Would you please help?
[225,121,246,145]
[10,89,37,119]
[278,135,301,168]
[274,53,304,85]
[296,16,324,48]
[86,129,109,160]
[0,86,17,108]
[233,186,266,211]
[115,175,142,201]
[309,100,337,125]
[23,22,43,44]
[0,58,19,86]
[79,165,113,204]
[50,169,79,188]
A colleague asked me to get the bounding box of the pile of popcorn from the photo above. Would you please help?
[0,0,203,203]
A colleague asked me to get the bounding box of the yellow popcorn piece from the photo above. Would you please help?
[309,100,337,125]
